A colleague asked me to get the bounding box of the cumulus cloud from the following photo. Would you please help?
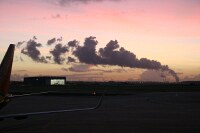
[16,41,25,48]
[47,38,56,45]
[67,56,76,63]
[57,37,62,42]
[17,36,179,82]
[68,40,79,48]
[73,36,102,64]
[33,36,37,40]
[21,39,48,63]
[73,36,179,82]
[46,56,52,60]
[47,37,63,45]
[50,43,69,64]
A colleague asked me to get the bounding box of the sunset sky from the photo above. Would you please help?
[0,0,200,82]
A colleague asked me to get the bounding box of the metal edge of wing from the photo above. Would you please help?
[8,91,58,98]
[0,93,104,120]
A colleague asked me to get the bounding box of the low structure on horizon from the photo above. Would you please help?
[24,76,66,86]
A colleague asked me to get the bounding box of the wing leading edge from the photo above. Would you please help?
[0,94,103,120]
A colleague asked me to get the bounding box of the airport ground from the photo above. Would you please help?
[0,83,200,133]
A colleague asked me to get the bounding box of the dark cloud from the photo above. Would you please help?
[164,69,179,82]
[21,39,48,63]
[57,37,62,42]
[67,40,79,48]
[46,56,52,60]
[47,37,63,45]
[17,36,179,82]
[67,56,76,63]
[73,36,179,82]
[33,36,37,40]
[16,41,25,48]
[47,38,56,45]
[50,43,69,64]
[68,40,79,53]
[73,36,102,64]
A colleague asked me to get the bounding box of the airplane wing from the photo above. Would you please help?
[8,91,58,98]
[0,44,104,120]
[0,94,103,120]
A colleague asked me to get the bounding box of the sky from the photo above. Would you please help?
[0,0,200,82]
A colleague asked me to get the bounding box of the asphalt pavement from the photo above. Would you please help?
[0,92,200,133]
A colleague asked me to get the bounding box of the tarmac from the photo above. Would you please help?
[0,92,200,133]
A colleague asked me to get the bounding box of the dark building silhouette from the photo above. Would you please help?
[24,76,66,86]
